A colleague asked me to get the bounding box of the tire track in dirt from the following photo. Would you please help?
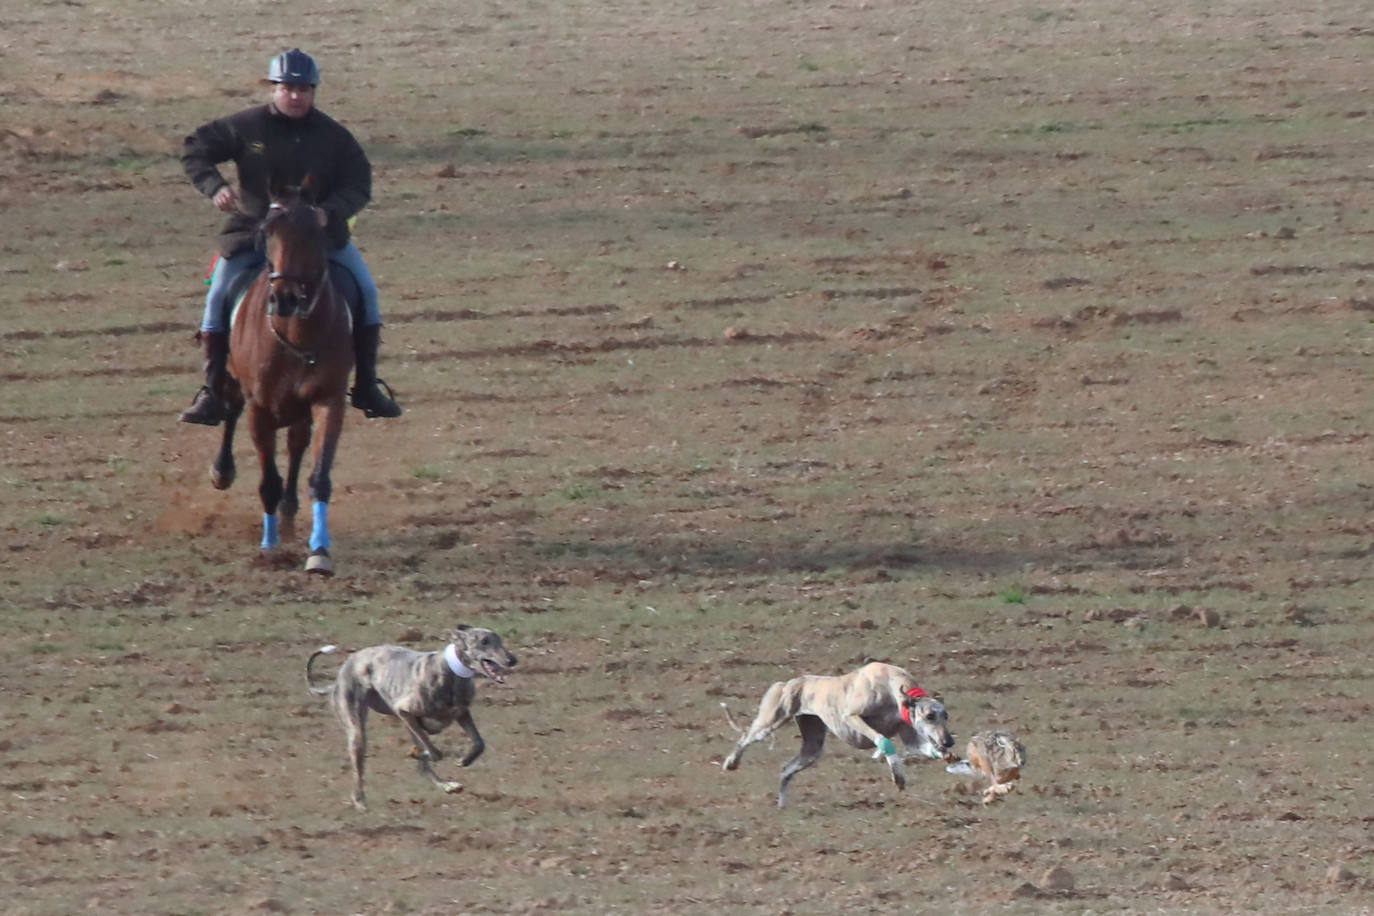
[2,363,187,383]
[388,303,622,323]
[0,320,184,342]
[398,362,962,409]
[422,161,673,181]
[3,278,954,350]
[0,407,171,424]
[411,330,826,363]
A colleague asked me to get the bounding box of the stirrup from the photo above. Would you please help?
[178,386,226,426]
[350,379,402,418]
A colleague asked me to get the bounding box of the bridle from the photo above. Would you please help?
[263,202,331,365]
[266,261,329,318]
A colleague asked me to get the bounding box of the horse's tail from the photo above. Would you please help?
[306,644,343,695]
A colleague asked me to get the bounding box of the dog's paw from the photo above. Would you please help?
[440,781,464,795]
[408,746,443,762]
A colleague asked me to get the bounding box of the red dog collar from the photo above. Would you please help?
[899,685,928,725]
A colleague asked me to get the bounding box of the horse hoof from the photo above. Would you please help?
[305,550,333,576]
[210,467,235,491]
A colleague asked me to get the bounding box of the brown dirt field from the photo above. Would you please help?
[3,1,1374,913]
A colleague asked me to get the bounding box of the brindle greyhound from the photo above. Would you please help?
[306,625,516,810]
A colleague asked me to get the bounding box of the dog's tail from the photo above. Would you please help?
[719,701,745,735]
[305,644,342,695]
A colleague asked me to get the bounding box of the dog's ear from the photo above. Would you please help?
[930,690,944,702]
[454,624,471,632]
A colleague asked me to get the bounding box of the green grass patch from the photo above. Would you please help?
[998,584,1028,604]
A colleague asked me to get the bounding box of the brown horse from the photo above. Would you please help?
[209,189,353,575]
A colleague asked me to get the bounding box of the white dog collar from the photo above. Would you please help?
[443,643,475,678]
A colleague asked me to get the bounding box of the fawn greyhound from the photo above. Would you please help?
[722,661,956,807]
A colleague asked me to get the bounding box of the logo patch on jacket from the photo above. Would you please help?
[248,141,266,155]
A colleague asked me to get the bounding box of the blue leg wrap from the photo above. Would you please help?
[261,513,279,550]
[309,501,330,552]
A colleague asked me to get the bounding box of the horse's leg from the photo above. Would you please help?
[247,406,284,551]
[210,400,243,490]
[279,417,310,541]
[303,400,345,576]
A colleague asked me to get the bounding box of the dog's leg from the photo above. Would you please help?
[396,711,463,795]
[395,711,445,761]
[840,713,906,791]
[886,753,907,791]
[894,723,935,767]
[411,754,463,795]
[894,722,920,759]
[723,681,794,771]
[337,694,369,811]
[777,714,827,808]
[452,710,486,767]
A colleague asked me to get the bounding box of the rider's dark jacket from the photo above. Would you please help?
[181,103,370,258]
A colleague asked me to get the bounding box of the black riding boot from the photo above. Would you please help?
[350,324,402,418]
[178,331,230,425]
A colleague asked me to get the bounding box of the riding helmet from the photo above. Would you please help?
[268,48,320,86]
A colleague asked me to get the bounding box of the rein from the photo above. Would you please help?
[269,319,319,366]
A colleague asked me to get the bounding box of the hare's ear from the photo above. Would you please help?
[455,623,471,631]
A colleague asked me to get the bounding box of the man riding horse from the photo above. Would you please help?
[179,48,402,424]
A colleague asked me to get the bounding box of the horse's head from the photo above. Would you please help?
[261,185,328,319]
